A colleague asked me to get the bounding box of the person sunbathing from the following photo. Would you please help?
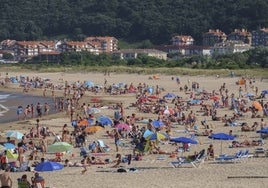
[241,122,258,132]
[231,140,263,148]
[64,159,83,167]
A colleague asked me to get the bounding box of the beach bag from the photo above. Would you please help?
[117,168,127,173]
[114,111,121,120]
[135,155,142,161]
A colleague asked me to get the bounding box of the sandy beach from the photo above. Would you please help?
[0,71,268,188]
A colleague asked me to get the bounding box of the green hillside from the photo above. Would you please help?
[0,0,268,45]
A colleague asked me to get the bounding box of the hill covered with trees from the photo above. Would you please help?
[1,0,268,45]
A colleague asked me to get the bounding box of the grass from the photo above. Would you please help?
[1,64,268,78]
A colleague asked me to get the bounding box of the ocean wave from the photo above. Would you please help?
[0,104,9,114]
[0,94,10,100]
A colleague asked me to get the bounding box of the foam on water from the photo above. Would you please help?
[0,94,10,100]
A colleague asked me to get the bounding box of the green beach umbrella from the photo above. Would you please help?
[48,142,73,153]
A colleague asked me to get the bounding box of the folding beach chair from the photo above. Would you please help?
[171,149,206,168]
[214,150,243,163]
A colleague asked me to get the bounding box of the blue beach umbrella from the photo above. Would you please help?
[209,133,235,140]
[163,93,177,99]
[209,133,235,154]
[256,128,268,134]
[3,143,16,150]
[152,120,164,128]
[143,129,154,138]
[84,81,94,87]
[6,131,24,140]
[146,132,168,141]
[137,119,149,124]
[170,137,198,144]
[97,115,113,126]
[35,161,64,172]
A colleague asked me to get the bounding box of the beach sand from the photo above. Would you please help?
[0,71,268,188]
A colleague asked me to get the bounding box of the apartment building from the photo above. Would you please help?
[252,28,268,47]
[203,29,227,46]
[171,35,194,46]
[84,36,118,53]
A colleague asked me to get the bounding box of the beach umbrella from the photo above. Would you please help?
[261,90,268,95]
[170,137,198,144]
[6,131,24,140]
[3,143,16,150]
[48,142,73,153]
[163,108,174,115]
[97,115,113,126]
[147,95,158,100]
[0,145,6,152]
[152,120,164,128]
[143,129,154,138]
[91,97,101,102]
[137,119,149,124]
[209,133,235,154]
[6,149,18,159]
[115,123,131,130]
[77,119,90,127]
[87,108,101,115]
[252,101,262,111]
[256,128,268,134]
[163,93,177,99]
[210,96,220,101]
[146,132,168,141]
[84,81,94,87]
[84,126,104,133]
[35,161,64,172]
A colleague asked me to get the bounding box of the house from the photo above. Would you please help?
[0,39,16,50]
[84,36,118,53]
[113,49,167,60]
[14,41,40,59]
[212,40,251,55]
[154,45,212,59]
[0,50,15,59]
[252,28,268,47]
[171,35,194,46]
[13,41,59,60]
[59,41,99,54]
[37,51,61,63]
[227,29,252,45]
[203,29,227,46]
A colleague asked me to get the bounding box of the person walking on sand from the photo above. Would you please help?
[114,129,121,152]
[0,164,13,188]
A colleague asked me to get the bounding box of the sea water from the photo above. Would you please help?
[0,91,56,123]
